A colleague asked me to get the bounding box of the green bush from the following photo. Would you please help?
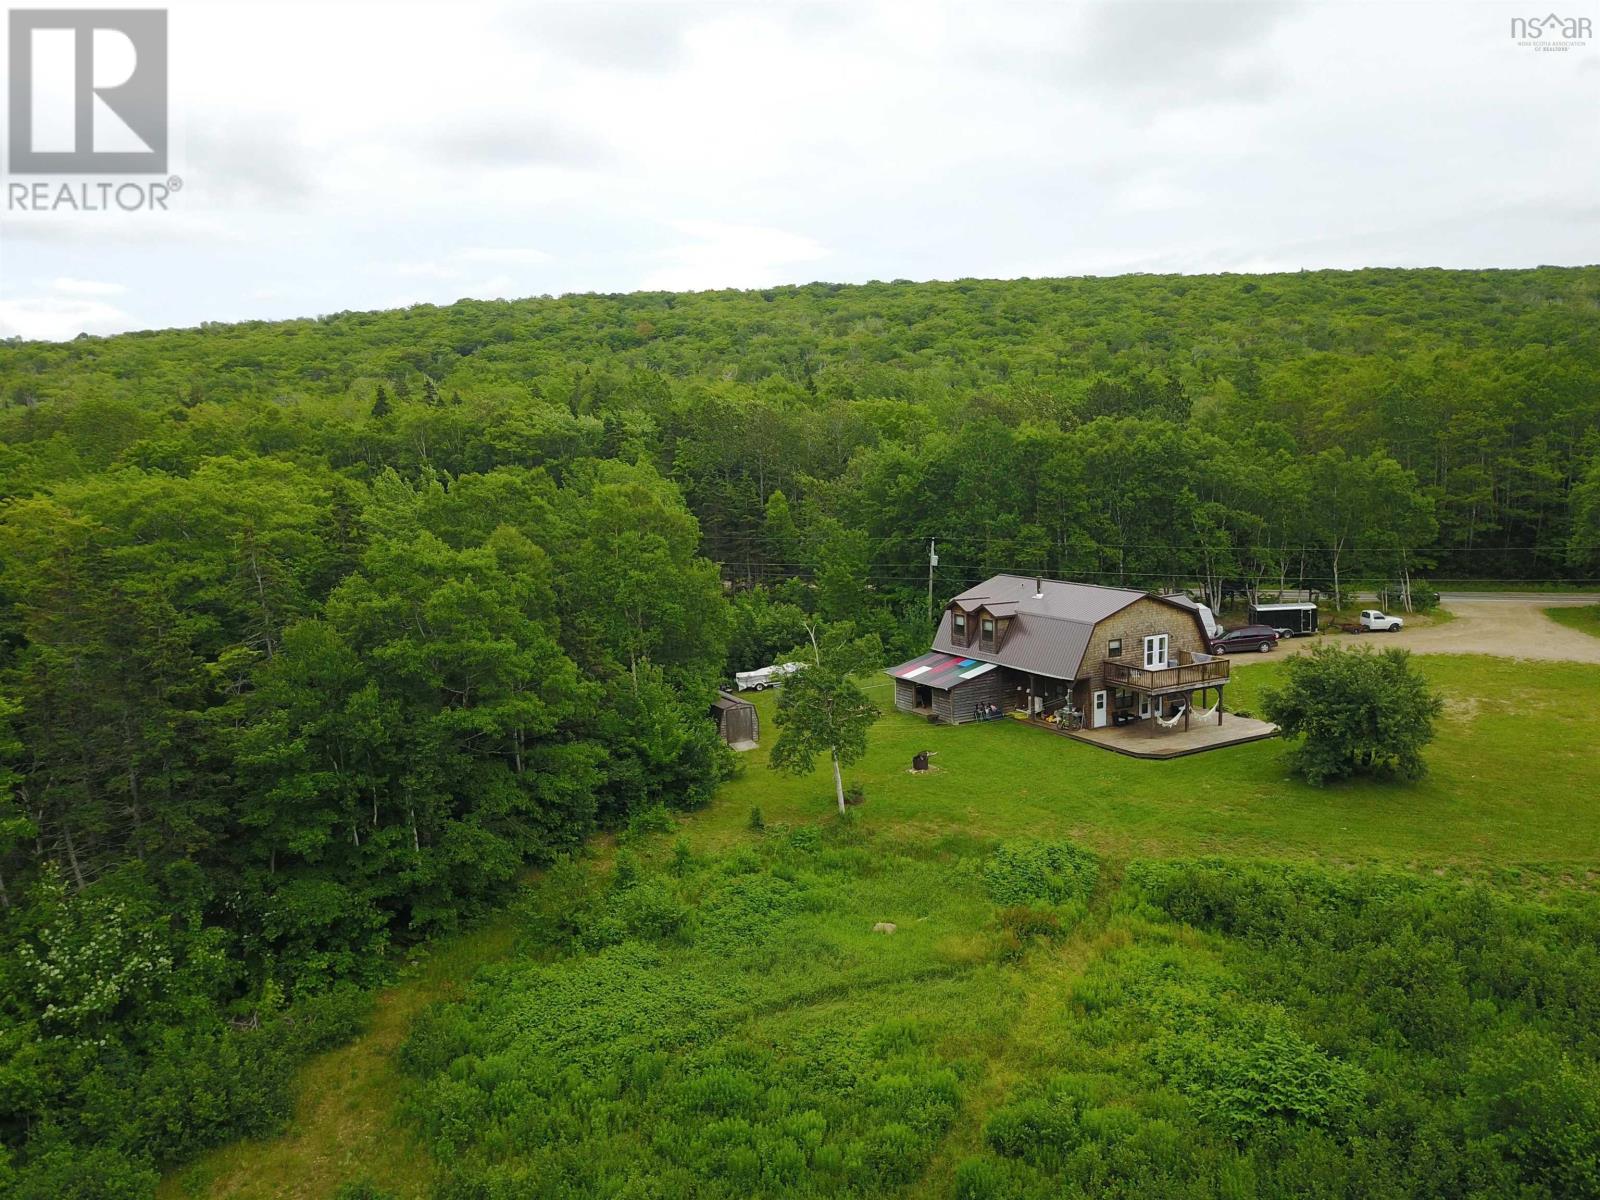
[954,1155,1040,1200]
[1465,1031,1600,1196]
[984,840,1099,907]
[985,1097,1082,1169]
[624,804,675,841]
[1152,1021,1365,1138]
[1262,645,1444,784]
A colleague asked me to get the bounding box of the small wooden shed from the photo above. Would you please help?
[711,689,759,748]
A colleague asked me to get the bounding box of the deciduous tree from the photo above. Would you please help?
[1263,645,1443,785]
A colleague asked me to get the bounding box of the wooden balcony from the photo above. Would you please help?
[1101,650,1230,694]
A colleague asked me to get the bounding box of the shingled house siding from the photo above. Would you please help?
[934,671,1008,724]
[1079,598,1208,696]
[894,678,917,713]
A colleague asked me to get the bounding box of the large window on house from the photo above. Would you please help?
[952,612,967,644]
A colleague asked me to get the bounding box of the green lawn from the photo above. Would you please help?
[702,655,1600,877]
[166,652,1600,1198]
[1544,604,1600,640]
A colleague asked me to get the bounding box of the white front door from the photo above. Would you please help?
[1091,690,1108,729]
[1142,634,1169,670]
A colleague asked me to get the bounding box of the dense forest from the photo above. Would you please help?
[1,267,1599,1194]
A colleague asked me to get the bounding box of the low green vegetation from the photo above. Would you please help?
[395,829,1600,1199]
[1544,605,1600,639]
[160,651,1600,1198]
[155,917,514,1200]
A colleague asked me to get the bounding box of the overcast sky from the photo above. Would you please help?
[1,0,1597,340]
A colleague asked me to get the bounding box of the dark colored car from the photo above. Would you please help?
[1209,624,1280,654]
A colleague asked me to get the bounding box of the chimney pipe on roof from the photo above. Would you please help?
[1034,576,1043,598]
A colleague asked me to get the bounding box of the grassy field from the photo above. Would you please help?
[1545,604,1600,640]
[704,655,1600,876]
[387,759,1600,1197]
[165,652,1600,1198]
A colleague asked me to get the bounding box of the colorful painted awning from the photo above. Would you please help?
[883,651,999,690]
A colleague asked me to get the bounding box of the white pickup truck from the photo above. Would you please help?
[733,661,806,691]
[1359,609,1405,632]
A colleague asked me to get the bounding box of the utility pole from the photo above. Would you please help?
[927,538,938,622]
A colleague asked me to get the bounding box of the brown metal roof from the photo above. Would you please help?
[930,575,1199,681]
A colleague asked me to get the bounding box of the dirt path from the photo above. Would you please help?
[1232,595,1600,666]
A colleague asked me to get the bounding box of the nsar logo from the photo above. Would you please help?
[1510,12,1592,50]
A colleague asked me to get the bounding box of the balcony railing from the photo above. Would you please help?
[1101,650,1229,693]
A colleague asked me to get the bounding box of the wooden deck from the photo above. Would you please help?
[1101,651,1230,695]
[1030,712,1279,759]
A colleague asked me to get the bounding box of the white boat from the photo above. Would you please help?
[734,661,806,691]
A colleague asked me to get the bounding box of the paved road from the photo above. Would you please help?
[1232,592,1600,666]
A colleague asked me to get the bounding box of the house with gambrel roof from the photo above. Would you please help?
[885,574,1231,731]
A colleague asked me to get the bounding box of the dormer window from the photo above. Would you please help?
[981,617,996,650]
[952,612,967,645]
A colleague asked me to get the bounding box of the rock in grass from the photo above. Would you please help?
[872,922,897,934]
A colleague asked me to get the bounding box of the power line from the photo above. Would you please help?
[702,533,1578,554]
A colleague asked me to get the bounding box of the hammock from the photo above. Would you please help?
[1189,700,1220,723]
[1154,705,1187,730]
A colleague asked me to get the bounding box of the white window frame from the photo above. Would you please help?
[1142,633,1169,670]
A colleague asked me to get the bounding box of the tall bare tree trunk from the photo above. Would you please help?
[61,818,87,891]
[831,751,845,816]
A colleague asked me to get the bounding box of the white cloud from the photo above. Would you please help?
[457,247,552,266]
[0,296,135,340]
[643,221,830,292]
[50,277,129,296]
[1,0,1597,340]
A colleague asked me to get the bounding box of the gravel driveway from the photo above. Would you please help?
[1229,593,1600,666]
